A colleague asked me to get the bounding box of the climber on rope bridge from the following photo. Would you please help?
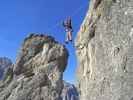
[62,16,73,44]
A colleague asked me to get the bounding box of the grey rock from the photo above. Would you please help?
[76,0,133,100]
[0,33,69,100]
[61,81,79,100]
[0,57,12,80]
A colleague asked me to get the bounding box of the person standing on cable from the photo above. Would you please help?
[62,16,73,44]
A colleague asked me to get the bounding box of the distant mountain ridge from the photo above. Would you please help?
[0,57,12,80]
[61,81,79,100]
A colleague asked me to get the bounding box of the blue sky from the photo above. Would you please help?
[0,0,89,83]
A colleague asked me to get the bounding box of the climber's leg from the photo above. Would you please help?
[65,31,69,44]
[68,31,72,41]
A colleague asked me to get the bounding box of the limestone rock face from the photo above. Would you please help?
[76,0,133,100]
[0,34,69,100]
[0,57,12,80]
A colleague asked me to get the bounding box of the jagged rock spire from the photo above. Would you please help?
[0,33,69,100]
